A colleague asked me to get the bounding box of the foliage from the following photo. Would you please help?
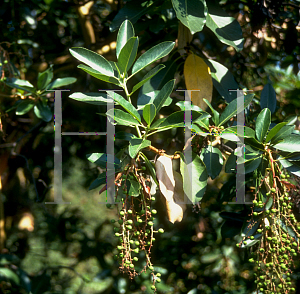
[0,0,300,294]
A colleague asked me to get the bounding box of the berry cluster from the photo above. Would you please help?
[108,159,164,290]
[238,169,300,293]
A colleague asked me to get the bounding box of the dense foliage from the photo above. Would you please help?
[0,0,300,293]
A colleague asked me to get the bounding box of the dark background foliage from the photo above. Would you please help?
[0,0,299,293]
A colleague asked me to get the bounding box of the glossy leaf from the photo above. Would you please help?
[171,0,207,34]
[107,91,141,123]
[77,64,119,85]
[86,153,120,169]
[273,134,300,152]
[176,101,202,112]
[16,99,35,115]
[153,79,175,113]
[69,92,113,106]
[128,138,151,158]
[116,20,135,58]
[220,126,255,142]
[206,60,239,102]
[260,83,277,114]
[241,218,261,238]
[279,158,300,177]
[37,66,53,90]
[206,1,243,51]
[265,122,287,143]
[69,47,114,77]
[88,172,107,191]
[240,156,262,174]
[138,59,179,96]
[203,98,219,125]
[244,137,265,152]
[126,179,141,196]
[34,101,52,122]
[143,104,156,126]
[131,64,165,95]
[200,145,223,179]
[110,1,155,32]
[240,235,261,248]
[106,109,141,127]
[225,153,236,173]
[132,41,175,76]
[47,77,77,89]
[0,268,20,285]
[221,219,243,238]
[117,37,139,74]
[5,78,35,92]
[115,131,137,141]
[255,108,271,142]
[195,117,210,130]
[140,152,158,186]
[270,125,295,145]
[184,53,213,110]
[137,91,172,112]
[218,94,254,126]
[180,152,208,204]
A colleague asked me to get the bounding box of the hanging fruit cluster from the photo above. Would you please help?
[238,149,300,294]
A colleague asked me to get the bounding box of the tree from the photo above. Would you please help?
[0,0,299,293]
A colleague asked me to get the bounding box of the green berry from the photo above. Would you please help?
[140,210,145,215]
[127,225,132,230]
[118,219,123,224]
[148,221,154,226]
[127,219,133,224]
[133,257,138,261]
[151,197,156,201]
[149,265,154,271]
[133,248,139,253]
[128,209,133,214]
[257,229,262,233]
[120,211,125,216]
[111,219,115,223]
[4,60,8,64]
[151,209,157,214]
[129,240,134,244]
[151,285,156,290]
[271,188,276,193]
[253,212,258,216]
[106,204,112,208]
[129,264,134,268]
[158,228,164,234]
[138,219,143,223]
[115,233,120,237]
[156,273,161,277]
[156,278,161,283]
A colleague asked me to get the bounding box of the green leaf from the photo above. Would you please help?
[270,125,295,145]
[131,64,165,95]
[16,99,35,115]
[180,152,208,204]
[153,79,175,113]
[140,152,159,186]
[115,132,137,141]
[69,92,113,106]
[206,1,244,51]
[77,64,119,85]
[244,137,265,152]
[37,66,53,90]
[110,1,155,32]
[128,138,151,158]
[240,235,261,248]
[265,122,287,143]
[106,109,141,127]
[116,20,135,58]
[279,158,300,177]
[277,151,300,161]
[203,98,219,125]
[205,60,239,103]
[273,134,300,152]
[220,126,255,142]
[242,156,262,174]
[241,218,261,238]
[219,211,245,222]
[5,78,35,92]
[255,108,271,142]
[69,47,114,77]
[176,101,202,112]
[260,83,277,114]
[200,145,223,179]
[132,41,175,76]
[86,153,121,169]
[138,59,179,96]
[126,179,141,196]
[143,104,156,125]
[195,117,210,131]
[88,172,107,191]
[117,37,139,74]
[218,94,254,126]
[137,91,172,112]
[34,101,52,122]
[47,77,77,89]
[107,91,141,123]
[225,153,236,173]
[171,0,207,34]
[0,268,20,285]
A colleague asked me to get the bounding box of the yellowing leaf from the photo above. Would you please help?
[184,53,213,110]
[155,156,186,223]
